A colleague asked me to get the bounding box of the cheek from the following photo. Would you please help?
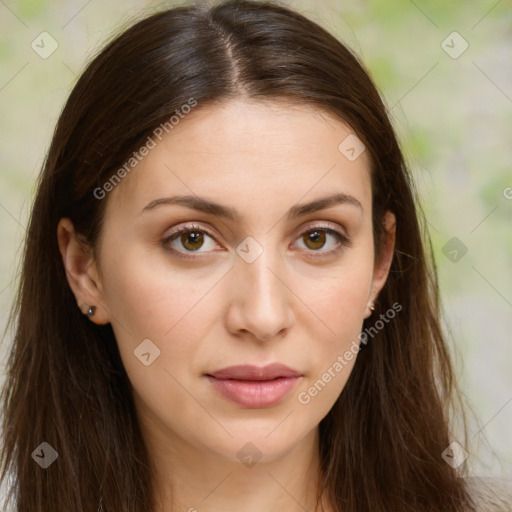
[290,253,374,408]
[100,245,221,340]
[99,252,224,437]
[292,287,364,422]
[292,253,374,338]
[98,245,229,401]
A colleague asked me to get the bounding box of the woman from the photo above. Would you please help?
[1,1,510,510]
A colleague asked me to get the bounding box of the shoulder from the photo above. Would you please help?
[464,477,512,512]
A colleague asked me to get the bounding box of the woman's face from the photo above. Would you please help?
[61,98,395,466]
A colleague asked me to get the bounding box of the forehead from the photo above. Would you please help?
[105,98,372,219]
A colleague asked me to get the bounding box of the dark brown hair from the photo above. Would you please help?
[1,1,474,510]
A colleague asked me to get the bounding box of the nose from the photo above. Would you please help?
[224,247,295,342]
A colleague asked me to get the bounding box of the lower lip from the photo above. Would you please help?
[206,375,301,408]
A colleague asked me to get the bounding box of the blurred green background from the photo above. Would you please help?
[1,0,511,479]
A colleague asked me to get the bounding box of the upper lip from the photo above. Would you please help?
[207,363,302,381]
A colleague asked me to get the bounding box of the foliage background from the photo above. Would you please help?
[1,0,511,482]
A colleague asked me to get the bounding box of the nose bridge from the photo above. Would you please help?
[229,237,294,340]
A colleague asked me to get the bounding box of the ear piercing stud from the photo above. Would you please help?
[81,303,96,317]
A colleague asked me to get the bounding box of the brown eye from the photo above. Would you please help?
[293,226,351,255]
[303,230,327,250]
[163,225,219,257]
[178,230,204,251]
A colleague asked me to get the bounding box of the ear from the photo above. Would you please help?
[56,218,111,325]
[364,210,396,319]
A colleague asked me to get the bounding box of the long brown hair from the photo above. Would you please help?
[1,1,474,510]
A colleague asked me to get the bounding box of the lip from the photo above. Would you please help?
[206,364,302,408]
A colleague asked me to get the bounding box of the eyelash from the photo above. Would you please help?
[161,223,352,260]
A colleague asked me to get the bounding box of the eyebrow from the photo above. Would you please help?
[139,192,363,220]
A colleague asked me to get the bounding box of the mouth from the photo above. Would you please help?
[205,363,303,408]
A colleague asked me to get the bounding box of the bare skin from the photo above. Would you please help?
[58,98,395,512]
